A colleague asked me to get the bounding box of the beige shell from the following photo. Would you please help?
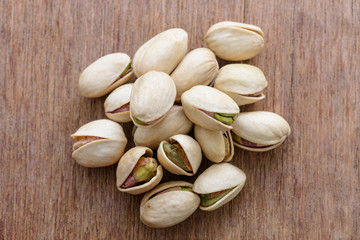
[104,83,133,122]
[194,125,234,163]
[181,85,240,131]
[214,64,268,106]
[205,21,264,61]
[170,48,219,101]
[116,146,163,195]
[133,105,193,149]
[133,28,188,77]
[157,134,202,176]
[193,163,246,211]
[232,111,291,152]
[130,71,176,128]
[71,119,127,167]
[140,181,200,228]
[79,53,132,98]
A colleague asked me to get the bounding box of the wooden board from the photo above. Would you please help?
[1,0,359,239]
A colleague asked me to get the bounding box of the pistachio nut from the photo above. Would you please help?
[130,71,176,128]
[214,64,268,106]
[170,48,219,101]
[140,181,200,228]
[205,21,264,61]
[116,146,163,195]
[157,134,202,176]
[231,111,291,152]
[132,28,188,77]
[78,53,132,98]
[193,163,246,211]
[71,119,127,167]
[133,105,193,149]
[104,83,133,123]
[181,85,240,131]
[194,125,234,163]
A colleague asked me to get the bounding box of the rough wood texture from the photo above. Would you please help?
[1,0,359,239]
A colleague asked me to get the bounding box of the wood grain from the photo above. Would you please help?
[1,0,359,239]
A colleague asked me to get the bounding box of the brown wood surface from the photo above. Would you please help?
[1,0,359,239]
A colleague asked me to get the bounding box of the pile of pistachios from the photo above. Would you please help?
[71,21,291,228]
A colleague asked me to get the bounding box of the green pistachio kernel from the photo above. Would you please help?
[133,117,146,125]
[231,131,241,144]
[163,142,192,172]
[120,63,131,77]
[214,113,235,125]
[200,188,234,207]
[181,186,193,192]
[134,158,157,182]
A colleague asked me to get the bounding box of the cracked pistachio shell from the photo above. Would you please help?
[194,125,234,163]
[232,111,291,152]
[130,71,176,128]
[181,85,240,131]
[116,146,163,195]
[71,119,127,167]
[140,181,200,228]
[193,163,246,211]
[133,105,193,149]
[157,134,202,176]
[214,64,268,106]
[205,21,264,61]
[104,83,133,123]
[170,48,219,101]
[133,28,188,77]
[79,53,132,98]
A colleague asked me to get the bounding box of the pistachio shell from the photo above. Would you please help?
[214,64,268,106]
[104,83,133,122]
[181,85,240,131]
[116,146,163,195]
[140,181,200,228]
[205,21,264,61]
[194,125,234,163]
[79,53,132,98]
[133,28,188,77]
[130,71,176,127]
[133,105,193,149]
[232,111,291,152]
[193,163,246,211]
[170,48,219,101]
[157,134,202,176]
[71,119,127,167]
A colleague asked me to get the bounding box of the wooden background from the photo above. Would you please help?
[1,0,359,239]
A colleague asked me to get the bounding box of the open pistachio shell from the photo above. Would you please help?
[194,125,234,163]
[140,181,200,228]
[116,146,163,195]
[79,53,132,98]
[157,134,202,176]
[130,71,176,128]
[104,83,133,123]
[214,64,268,106]
[205,21,264,61]
[133,105,193,149]
[231,111,291,152]
[170,48,219,101]
[71,119,127,167]
[133,28,188,77]
[181,85,240,131]
[193,163,246,211]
